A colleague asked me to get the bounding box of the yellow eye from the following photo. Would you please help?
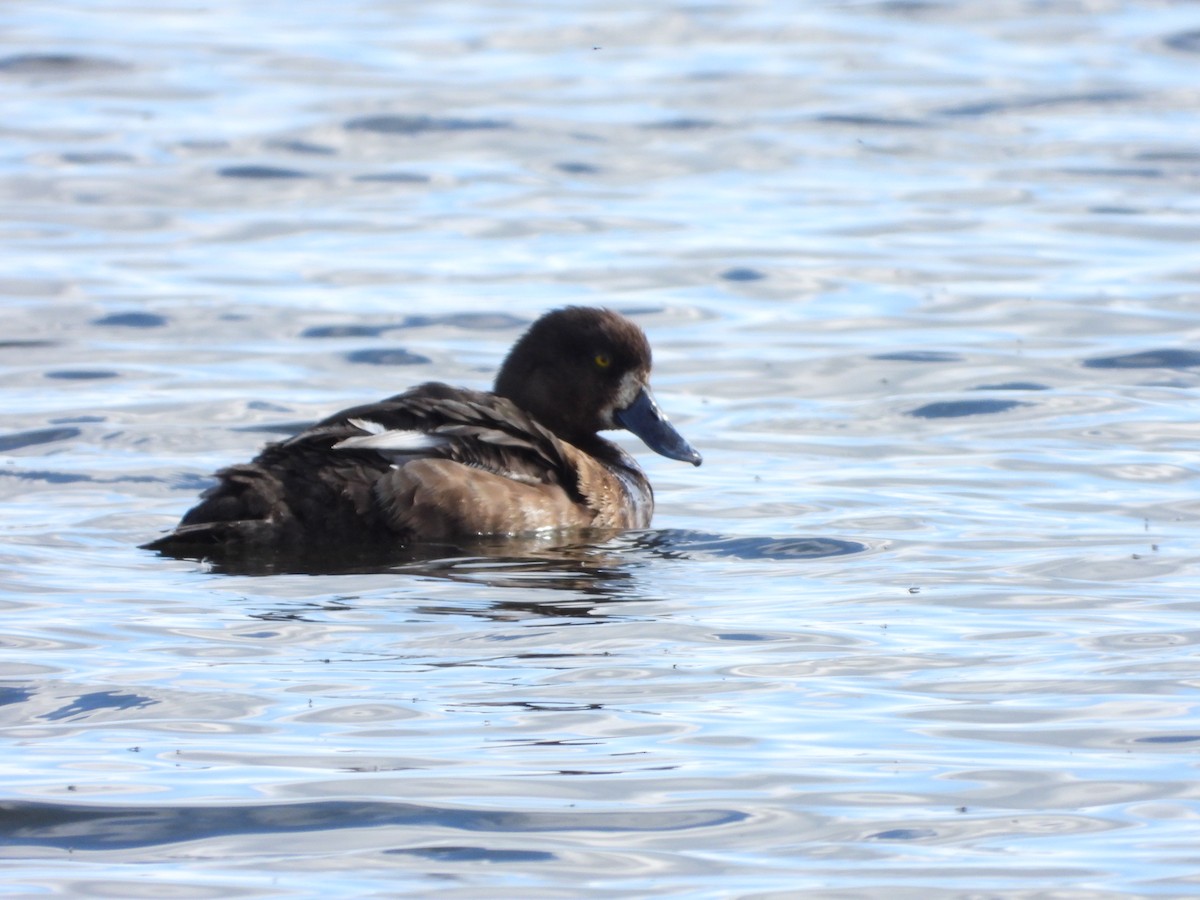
[594,353,612,368]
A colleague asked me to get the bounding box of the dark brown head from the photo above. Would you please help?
[494,307,701,465]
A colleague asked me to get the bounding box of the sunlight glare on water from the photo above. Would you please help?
[1,0,1200,896]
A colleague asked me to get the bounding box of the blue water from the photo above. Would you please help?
[3,1,1200,896]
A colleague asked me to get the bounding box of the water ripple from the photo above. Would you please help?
[0,800,746,852]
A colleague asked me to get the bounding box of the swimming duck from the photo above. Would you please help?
[144,306,701,559]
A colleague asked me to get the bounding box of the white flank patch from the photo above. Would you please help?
[334,429,448,452]
[346,418,387,435]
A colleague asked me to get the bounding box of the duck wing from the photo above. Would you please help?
[324,383,577,493]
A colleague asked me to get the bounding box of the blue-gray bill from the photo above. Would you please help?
[614,388,702,466]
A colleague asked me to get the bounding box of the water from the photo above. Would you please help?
[3,0,1200,895]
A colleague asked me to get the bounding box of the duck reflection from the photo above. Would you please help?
[204,527,866,577]
[233,528,871,634]
[206,527,631,579]
[242,530,644,622]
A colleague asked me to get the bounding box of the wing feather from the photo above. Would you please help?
[307,382,580,495]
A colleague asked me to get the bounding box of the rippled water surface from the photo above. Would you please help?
[4,1,1200,896]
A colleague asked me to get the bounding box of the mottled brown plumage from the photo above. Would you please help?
[143,307,700,563]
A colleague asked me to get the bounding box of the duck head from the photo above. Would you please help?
[494,307,702,466]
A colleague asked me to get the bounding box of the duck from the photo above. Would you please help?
[143,306,701,561]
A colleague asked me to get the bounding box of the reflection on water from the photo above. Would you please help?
[0,799,745,853]
[144,527,868,578]
[627,529,868,561]
[908,398,1028,418]
[1083,348,1200,370]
